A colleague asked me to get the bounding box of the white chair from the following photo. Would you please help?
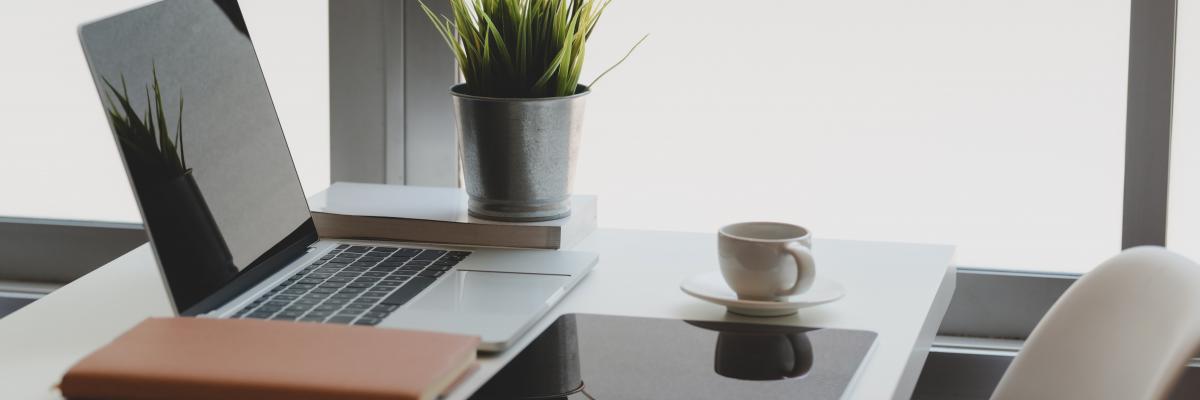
[991,246,1200,400]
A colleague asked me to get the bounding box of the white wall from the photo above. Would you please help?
[0,0,328,223]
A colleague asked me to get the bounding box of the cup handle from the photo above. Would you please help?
[780,242,816,296]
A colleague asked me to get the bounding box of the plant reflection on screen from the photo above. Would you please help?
[102,65,188,181]
[101,65,238,312]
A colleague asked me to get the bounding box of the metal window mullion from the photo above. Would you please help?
[1122,0,1178,248]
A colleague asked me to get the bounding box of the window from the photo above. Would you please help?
[0,0,329,223]
[572,0,1130,272]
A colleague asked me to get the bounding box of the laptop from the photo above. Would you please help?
[78,0,596,352]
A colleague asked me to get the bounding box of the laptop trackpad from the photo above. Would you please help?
[381,270,570,346]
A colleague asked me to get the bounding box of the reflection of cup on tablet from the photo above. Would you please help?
[719,222,817,301]
[714,331,814,381]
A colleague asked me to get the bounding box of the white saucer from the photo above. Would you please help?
[680,271,845,317]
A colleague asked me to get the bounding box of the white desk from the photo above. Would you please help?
[0,229,955,399]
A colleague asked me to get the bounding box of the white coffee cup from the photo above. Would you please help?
[718,222,817,301]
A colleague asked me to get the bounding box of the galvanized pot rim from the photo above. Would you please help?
[450,83,590,102]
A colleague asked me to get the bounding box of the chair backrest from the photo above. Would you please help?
[991,246,1200,400]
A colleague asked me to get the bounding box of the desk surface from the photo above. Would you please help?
[0,229,955,400]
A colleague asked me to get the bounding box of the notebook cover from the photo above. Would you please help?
[60,317,479,400]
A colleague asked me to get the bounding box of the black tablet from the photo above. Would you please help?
[472,313,878,400]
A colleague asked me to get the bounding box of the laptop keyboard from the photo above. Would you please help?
[233,244,470,326]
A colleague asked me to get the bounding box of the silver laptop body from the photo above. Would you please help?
[79,0,594,351]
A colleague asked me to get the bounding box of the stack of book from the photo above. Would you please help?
[309,182,597,250]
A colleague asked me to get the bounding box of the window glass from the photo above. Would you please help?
[1169,0,1200,262]
[576,0,1129,272]
[0,0,328,223]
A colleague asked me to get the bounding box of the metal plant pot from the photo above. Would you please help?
[451,83,589,222]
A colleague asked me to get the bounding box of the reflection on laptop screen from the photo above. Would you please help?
[80,0,312,313]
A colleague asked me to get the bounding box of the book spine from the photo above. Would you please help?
[312,213,561,249]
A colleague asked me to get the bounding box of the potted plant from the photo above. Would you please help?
[103,68,238,307]
[420,0,644,222]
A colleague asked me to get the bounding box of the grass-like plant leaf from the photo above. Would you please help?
[102,65,188,180]
[419,0,646,98]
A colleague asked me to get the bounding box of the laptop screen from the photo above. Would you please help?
[80,0,313,313]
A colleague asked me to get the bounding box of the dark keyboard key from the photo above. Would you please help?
[334,272,360,279]
[311,288,337,294]
[419,270,445,278]
[323,298,350,305]
[426,265,451,272]
[336,310,366,317]
[316,267,342,274]
[448,251,471,258]
[414,250,446,260]
[264,301,291,308]
[354,318,382,326]
[345,282,372,288]
[344,303,373,310]
[359,292,387,299]
[277,311,303,318]
[348,246,372,253]
[331,293,359,300]
[281,288,307,295]
[297,278,323,285]
[382,276,409,283]
[355,277,382,283]
[298,316,326,323]
[376,281,402,287]
[381,277,437,306]
[406,260,432,267]
[327,316,355,324]
[358,256,384,263]
[373,246,398,252]
[362,272,388,278]
[308,273,333,279]
[326,277,352,283]
[377,262,403,268]
[271,315,298,321]
[320,282,347,289]
[335,244,349,250]
[399,265,424,272]
[433,259,459,266]
[297,297,323,304]
[370,267,399,273]
[273,294,299,301]
[338,288,366,294]
[305,311,333,319]
[363,311,389,319]
[344,267,369,272]
[314,304,342,312]
[373,304,399,312]
[247,311,274,319]
[300,292,328,300]
[396,248,422,256]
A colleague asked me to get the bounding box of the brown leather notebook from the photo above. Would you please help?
[60,317,479,400]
